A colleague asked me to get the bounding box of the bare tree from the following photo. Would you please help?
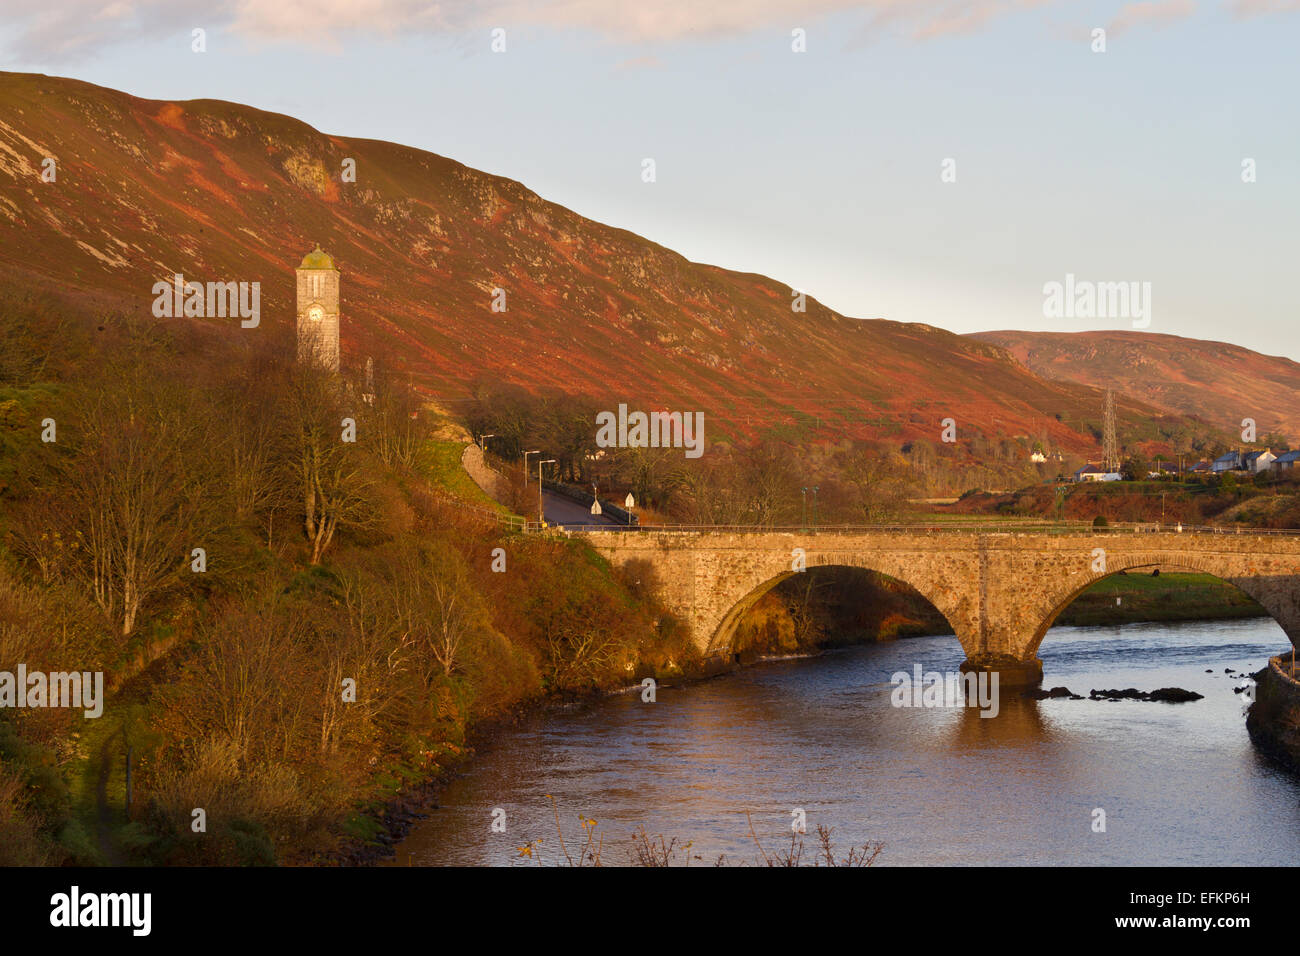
[325,575,406,756]
[6,492,75,586]
[280,366,377,565]
[737,442,799,527]
[387,541,483,682]
[841,448,914,523]
[169,598,309,762]
[227,404,280,522]
[362,357,431,472]
[57,372,220,635]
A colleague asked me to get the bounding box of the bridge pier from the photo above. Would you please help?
[959,653,1043,689]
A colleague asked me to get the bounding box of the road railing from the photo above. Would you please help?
[542,521,1300,536]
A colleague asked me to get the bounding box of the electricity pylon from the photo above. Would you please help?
[1103,388,1118,472]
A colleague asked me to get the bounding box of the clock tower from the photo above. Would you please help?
[296,244,340,371]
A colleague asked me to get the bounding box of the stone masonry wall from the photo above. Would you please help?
[581,531,1300,668]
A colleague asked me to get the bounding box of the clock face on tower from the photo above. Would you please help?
[309,305,324,322]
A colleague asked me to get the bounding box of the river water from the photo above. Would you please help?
[390,618,1299,866]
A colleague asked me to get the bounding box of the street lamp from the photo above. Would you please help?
[812,486,820,532]
[480,433,495,455]
[801,487,807,532]
[537,459,556,525]
[523,449,541,483]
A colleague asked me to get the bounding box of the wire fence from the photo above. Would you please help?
[420,487,527,532]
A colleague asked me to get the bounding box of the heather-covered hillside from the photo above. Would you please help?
[1,70,1187,455]
[973,330,1300,444]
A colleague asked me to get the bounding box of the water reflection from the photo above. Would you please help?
[946,694,1054,749]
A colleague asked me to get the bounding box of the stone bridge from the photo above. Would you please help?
[572,528,1300,685]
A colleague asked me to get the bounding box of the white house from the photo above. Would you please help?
[1244,450,1277,473]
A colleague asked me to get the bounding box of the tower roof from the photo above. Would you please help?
[299,244,337,270]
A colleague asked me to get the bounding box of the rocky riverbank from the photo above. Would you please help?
[1246,653,1300,771]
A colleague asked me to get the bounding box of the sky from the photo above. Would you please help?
[2,0,1297,357]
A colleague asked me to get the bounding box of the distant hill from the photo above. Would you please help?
[0,71,1210,454]
[970,330,1300,445]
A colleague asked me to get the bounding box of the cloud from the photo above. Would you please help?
[2,0,1058,62]
[227,0,466,45]
[912,0,1051,40]
[1228,0,1300,16]
[1106,0,1198,36]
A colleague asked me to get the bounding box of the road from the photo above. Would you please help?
[540,487,627,528]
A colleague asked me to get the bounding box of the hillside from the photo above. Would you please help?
[971,330,1300,445]
[0,70,1199,455]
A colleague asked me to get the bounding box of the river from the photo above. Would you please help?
[389,617,1299,866]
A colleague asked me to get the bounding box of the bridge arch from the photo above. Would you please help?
[1024,552,1300,661]
[703,554,975,660]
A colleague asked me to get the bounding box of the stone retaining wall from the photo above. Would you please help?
[461,443,510,504]
[1246,652,1300,770]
